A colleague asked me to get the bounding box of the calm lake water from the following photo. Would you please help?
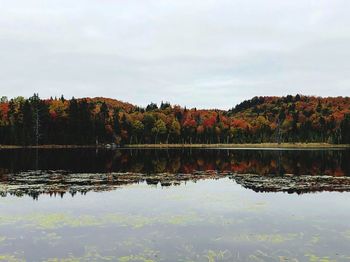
[0,148,350,261]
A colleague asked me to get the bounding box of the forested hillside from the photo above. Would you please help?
[0,94,349,145]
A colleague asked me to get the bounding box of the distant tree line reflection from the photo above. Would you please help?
[0,149,348,177]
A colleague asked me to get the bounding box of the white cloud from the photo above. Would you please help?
[0,0,349,108]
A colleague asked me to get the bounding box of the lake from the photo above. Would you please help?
[0,148,350,261]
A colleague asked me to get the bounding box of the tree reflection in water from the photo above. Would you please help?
[1,148,348,176]
[0,148,349,199]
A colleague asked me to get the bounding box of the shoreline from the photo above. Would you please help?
[125,143,350,149]
[0,143,349,149]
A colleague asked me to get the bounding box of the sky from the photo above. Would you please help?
[0,0,349,109]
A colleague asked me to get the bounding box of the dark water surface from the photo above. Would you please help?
[1,148,349,176]
[0,148,350,261]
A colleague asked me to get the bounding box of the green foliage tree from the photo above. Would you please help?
[132,120,144,143]
[152,119,167,143]
[340,114,350,144]
[0,94,349,146]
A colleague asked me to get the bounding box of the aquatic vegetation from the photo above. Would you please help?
[227,233,302,244]
[1,155,350,262]
[0,213,104,229]
[310,235,321,244]
[248,250,275,262]
[342,230,350,239]
[24,213,101,229]
[45,246,117,261]
[45,258,81,262]
[204,250,231,262]
[167,214,199,225]
[247,250,301,262]
[305,253,337,262]
[103,212,200,228]
[0,171,236,197]
[118,255,155,262]
[3,166,350,199]
[0,254,24,262]
[117,247,159,262]
[0,211,203,230]
[102,214,154,229]
[234,174,350,193]
[0,236,6,244]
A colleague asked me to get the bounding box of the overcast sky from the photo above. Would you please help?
[0,0,349,109]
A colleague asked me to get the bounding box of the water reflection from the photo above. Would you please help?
[0,179,350,261]
[0,148,349,198]
[0,148,349,176]
[1,150,350,261]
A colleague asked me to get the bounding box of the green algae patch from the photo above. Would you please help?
[0,215,22,226]
[0,213,103,229]
[45,246,116,261]
[248,250,301,262]
[229,233,302,244]
[118,255,155,262]
[0,211,202,230]
[305,253,336,262]
[117,248,159,262]
[166,213,199,225]
[204,250,230,262]
[104,212,200,228]
[343,230,350,239]
[103,214,153,229]
[45,258,81,262]
[248,250,275,262]
[23,213,102,229]
[310,235,321,244]
[0,254,25,262]
[0,236,6,244]
[29,214,72,229]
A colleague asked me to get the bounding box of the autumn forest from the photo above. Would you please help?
[0,94,349,146]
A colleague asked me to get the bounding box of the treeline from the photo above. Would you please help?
[0,94,349,145]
